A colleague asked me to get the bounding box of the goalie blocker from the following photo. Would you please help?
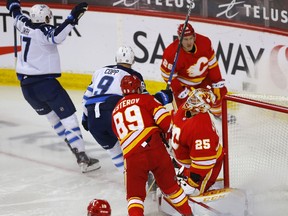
[157,187,249,216]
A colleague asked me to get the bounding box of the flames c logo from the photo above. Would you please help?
[270,45,288,90]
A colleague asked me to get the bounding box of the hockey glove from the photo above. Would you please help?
[177,167,201,196]
[81,113,89,131]
[178,87,190,99]
[211,80,227,104]
[154,89,173,105]
[67,2,88,25]
[6,0,20,16]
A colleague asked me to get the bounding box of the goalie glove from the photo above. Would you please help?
[67,2,88,25]
[177,166,201,195]
[178,175,200,196]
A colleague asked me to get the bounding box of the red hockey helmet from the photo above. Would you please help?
[87,199,111,216]
[120,75,142,95]
[177,23,195,37]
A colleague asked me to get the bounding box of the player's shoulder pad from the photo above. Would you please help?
[195,33,212,44]
[130,71,144,82]
[36,24,54,36]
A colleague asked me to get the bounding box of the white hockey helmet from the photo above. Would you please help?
[115,46,135,65]
[183,88,216,113]
[30,4,53,24]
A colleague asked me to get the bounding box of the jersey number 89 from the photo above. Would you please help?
[113,105,144,139]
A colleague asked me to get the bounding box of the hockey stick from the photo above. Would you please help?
[166,0,194,90]
[146,178,156,194]
[188,197,224,215]
[162,193,226,216]
[13,26,18,66]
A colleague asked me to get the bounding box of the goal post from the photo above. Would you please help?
[221,93,288,215]
[222,93,288,189]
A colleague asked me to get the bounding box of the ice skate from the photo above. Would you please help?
[74,150,101,173]
[65,139,101,173]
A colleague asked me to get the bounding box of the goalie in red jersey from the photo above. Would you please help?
[161,22,227,117]
[112,75,193,216]
[171,88,224,196]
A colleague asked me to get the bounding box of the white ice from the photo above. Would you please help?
[1,86,288,216]
[0,86,160,216]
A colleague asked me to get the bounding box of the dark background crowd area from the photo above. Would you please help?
[1,0,287,31]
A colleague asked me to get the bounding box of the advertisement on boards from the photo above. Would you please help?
[67,0,288,31]
[0,6,287,96]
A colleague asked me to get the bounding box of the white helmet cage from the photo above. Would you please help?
[183,88,216,113]
[115,46,135,65]
[30,4,53,24]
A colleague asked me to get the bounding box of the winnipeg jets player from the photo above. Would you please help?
[6,0,100,173]
[82,46,173,173]
[82,46,144,173]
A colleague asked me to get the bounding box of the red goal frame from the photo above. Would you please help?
[221,94,288,188]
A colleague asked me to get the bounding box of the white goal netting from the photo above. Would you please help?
[223,93,288,216]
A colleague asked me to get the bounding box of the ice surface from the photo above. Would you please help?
[1,86,288,216]
[0,86,159,216]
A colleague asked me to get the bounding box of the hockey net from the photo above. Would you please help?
[222,93,288,216]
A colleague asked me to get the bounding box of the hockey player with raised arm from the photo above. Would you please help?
[111,75,193,216]
[82,46,173,173]
[161,23,228,118]
[171,88,224,196]
[6,1,100,173]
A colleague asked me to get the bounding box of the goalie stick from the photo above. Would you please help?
[161,194,225,216]
[188,197,224,216]
[166,0,194,90]
[160,188,246,216]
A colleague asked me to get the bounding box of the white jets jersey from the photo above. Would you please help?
[82,65,145,115]
[14,14,74,76]
[90,66,130,96]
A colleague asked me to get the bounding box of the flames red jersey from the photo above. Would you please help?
[161,33,223,88]
[112,93,171,158]
[171,105,223,185]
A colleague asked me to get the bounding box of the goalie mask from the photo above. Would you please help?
[30,4,53,24]
[115,46,135,65]
[87,199,111,216]
[183,88,216,113]
[120,75,142,95]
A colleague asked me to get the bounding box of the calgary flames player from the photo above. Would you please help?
[171,88,224,196]
[112,75,193,216]
[161,23,227,118]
